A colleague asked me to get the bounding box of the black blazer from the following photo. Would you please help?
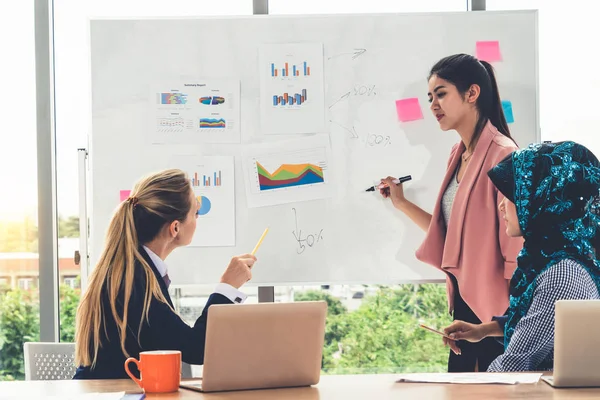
[73,247,232,379]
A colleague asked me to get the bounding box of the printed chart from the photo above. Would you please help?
[259,43,325,134]
[256,161,324,191]
[153,79,240,143]
[242,135,332,208]
[175,155,235,246]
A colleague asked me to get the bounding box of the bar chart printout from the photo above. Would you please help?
[270,61,311,77]
[174,155,235,246]
[259,43,325,134]
[272,89,308,106]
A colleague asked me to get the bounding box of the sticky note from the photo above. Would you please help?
[502,100,514,124]
[476,41,502,62]
[120,190,131,202]
[395,98,424,122]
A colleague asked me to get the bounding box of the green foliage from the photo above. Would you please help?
[294,289,347,316]
[59,285,80,342]
[295,284,452,374]
[0,285,80,381]
[0,283,450,380]
[0,290,40,380]
[58,216,80,238]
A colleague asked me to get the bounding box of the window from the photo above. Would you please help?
[0,1,40,381]
[270,0,466,14]
[52,0,253,350]
[17,278,35,291]
[487,1,600,153]
[63,276,79,289]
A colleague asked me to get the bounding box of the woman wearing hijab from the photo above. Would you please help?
[442,141,600,372]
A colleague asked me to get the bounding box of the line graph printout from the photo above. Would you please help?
[242,135,333,208]
[153,79,240,144]
[259,43,325,134]
[173,155,235,246]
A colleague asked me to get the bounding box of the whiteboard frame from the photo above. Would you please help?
[83,10,540,293]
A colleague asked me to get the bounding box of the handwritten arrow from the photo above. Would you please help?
[327,48,367,60]
[329,120,359,139]
[328,91,351,109]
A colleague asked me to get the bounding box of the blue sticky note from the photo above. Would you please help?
[502,100,514,124]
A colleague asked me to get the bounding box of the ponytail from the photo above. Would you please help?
[75,169,191,367]
[479,60,512,141]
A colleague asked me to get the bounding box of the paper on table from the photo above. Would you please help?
[0,392,128,400]
[395,372,542,385]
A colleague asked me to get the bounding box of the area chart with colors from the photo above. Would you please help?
[200,118,226,128]
[257,162,324,191]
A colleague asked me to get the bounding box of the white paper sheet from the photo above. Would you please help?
[153,79,240,144]
[395,372,543,385]
[0,392,126,400]
[172,155,236,246]
[259,43,326,134]
[242,135,333,208]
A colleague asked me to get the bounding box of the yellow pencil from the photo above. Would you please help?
[251,227,269,256]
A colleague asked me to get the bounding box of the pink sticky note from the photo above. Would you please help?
[395,98,424,122]
[476,41,502,62]
[119,190,131,202]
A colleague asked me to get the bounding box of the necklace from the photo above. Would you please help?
[462,151,473,162]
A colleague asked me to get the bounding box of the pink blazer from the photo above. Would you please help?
[415,121,523,323]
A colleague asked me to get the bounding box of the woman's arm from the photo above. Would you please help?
[442,320,504,355]
[487,262,596,372]
[136,255,255,365]
[381,177,432,232]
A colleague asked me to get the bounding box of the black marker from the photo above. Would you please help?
[365,175,412,192]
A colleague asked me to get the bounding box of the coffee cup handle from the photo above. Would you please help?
[124,357,143,388]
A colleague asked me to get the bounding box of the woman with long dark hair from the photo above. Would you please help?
[381,54,523,371]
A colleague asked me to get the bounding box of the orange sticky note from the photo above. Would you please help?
[395,98,424,122]
[120,190,131,202]
[476,41,502,62]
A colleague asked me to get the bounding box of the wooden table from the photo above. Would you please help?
[2,374,600,399]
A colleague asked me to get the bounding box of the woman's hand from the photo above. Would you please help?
[220,254,256,288]
[442,320,488,355]
[380,176,407,210]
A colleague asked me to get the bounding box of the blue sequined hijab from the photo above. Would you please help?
[487,141,600,348]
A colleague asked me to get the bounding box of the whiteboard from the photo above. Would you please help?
[89,11,539,285]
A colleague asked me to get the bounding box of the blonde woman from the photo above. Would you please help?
[73,169,255,379]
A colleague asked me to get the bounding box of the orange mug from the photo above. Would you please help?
[124,350,181,393]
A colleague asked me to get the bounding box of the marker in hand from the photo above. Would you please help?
[365,175,412,192]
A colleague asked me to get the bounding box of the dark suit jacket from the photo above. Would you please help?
[73,247,231,379]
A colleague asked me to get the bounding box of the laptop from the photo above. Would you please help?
[180,301,327,393]
[542,300,600,388]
